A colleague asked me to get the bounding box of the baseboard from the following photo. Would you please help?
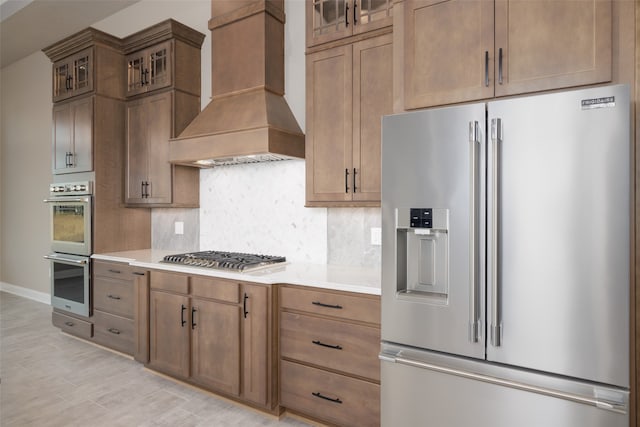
[0,282,50,305]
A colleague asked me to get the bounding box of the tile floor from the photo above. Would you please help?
[0,291,315,427]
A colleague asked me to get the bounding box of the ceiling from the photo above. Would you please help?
[0,0,140,69]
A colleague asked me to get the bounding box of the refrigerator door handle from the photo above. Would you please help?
[490,118,503,347]
[390,355,628,415]
[468,121,481,343]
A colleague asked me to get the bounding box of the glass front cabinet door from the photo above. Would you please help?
[52,48,94,102]
[126,41,173,97]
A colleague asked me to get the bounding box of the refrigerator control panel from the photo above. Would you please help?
[410,208,432,228]
[398,208,449,231]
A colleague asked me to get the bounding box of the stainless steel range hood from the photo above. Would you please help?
[169,0,304,168]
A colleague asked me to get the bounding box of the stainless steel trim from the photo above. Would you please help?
[393,355,627,414]
[490,117,502,347]
[43,254,88,265]
[469,120,480,343]
[43,197,90,203]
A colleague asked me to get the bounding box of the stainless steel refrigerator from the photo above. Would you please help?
[380,84,631,426]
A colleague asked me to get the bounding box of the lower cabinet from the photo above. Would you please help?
[279,285,381,426]
[148,270,274,410]
[92,260,148,357]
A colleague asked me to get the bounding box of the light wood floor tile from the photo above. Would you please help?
[0,292,315,427]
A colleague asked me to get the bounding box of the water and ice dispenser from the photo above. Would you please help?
[395,208,449,301]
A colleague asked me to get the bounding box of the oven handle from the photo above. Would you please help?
[43,254,88,265]
[43,197,90,203]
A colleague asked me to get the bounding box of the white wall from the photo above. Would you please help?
[0,52,54,294]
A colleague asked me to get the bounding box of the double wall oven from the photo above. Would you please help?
[44,181,92,317]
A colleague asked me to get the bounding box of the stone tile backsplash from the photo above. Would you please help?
[151,161,382,267]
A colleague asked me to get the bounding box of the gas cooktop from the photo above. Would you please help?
[162,250,286,272]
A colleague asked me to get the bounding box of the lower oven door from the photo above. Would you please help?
[45,253,90,317]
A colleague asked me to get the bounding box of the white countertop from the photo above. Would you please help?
[92,250,381,295]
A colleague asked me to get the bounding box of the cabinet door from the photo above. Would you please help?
[241,284,269,406]
[149,290,190,378]
[146,41,173,93]
[70,96,93,173]
[404,0,494,108]
[125,98,149,203]
[52,102,73,173]
[306,45,353,204]
[352,33,392,202]
[126,52,147,96]
[494,0,611,97]
[70,49,93,98]
[52,97,93,174]
[307,0,352,47]
[352,0,393,36]
[52,60,73,102]
[191,297,241,395]
[145,91,173,204]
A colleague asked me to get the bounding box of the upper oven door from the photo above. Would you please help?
[44,195,92,255]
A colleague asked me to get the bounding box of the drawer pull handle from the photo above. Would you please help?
[107,328,121,335]
[312,392,342,404]
[107,294,121,300]
[108,269,121,274]
[64,321,74,327]
[312,340,343,350]
[132,272,146,276]
[312,301,343,309]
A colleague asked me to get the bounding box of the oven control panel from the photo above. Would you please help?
[49,181,93,196]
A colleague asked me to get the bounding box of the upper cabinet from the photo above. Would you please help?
[125,41,173,97]
[52,96,93,174]
[306,33,392,206]
[123,20,204,208]
[52,48,93,102]
[44,28,125,103]
[307,0,393,47]
[401,0,612,109]
[123,20,204,99]
[305,0,393,207]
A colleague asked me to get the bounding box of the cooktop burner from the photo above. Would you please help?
[162,250,286,272]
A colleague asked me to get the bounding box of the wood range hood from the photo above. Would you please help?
[169,0,304,167]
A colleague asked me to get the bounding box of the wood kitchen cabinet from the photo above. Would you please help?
[306,32,392,206]
[147,271,275,411]
[51,96,93,174]
[125,90,200,207]
[45,27,151,254]
[45,28,124,103]
[92,260,148,358]
[279,285,381,426]
[123,20,203,208]
[51,48,93,102]
[401,0,612,109]
[125,41,173,97]
[123,20,203,98]
[306,0,393,48]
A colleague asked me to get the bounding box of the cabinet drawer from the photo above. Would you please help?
[93,310,134,355]
[280,360,380,427]
[281,312,380,381]
[280,286,380,325]
[150,270,189,294]
[52,311,93,339]
[191,276,239,303]
[93,277,134,318]
[93,261,133,280]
